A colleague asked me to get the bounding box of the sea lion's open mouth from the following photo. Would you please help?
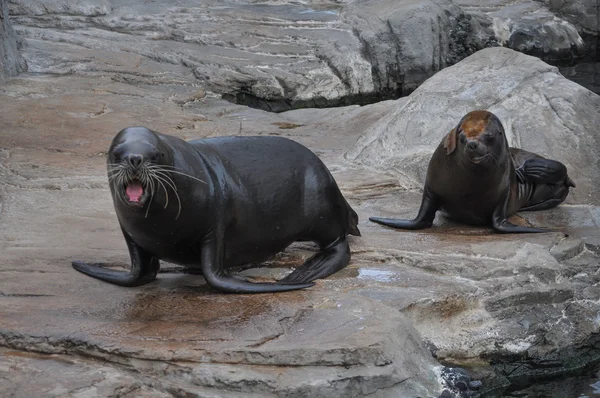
[125,181,144,203]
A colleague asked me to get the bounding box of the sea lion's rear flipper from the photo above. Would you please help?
[278,237,350,284]
[517,158,575,187]
[369,188,438,230]
[72,228,160,287]
[492,220,549,233]
[492,195,549,234]
[200,238,314,293]
[519,198,568,212]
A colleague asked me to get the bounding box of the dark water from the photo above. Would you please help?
[500,368,600,398]
[560,62,600,95]
[559,32,600,95]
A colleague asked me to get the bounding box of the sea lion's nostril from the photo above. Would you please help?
[467,141,478,150]
[128,154,143,168]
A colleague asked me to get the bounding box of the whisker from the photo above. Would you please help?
[111,178,127,206]
[158,169,206,185]
[153,176,170,210]
[145,177,155,219]
[151,170,177,190]
[151,172,182,220]
[146,164,176,169]
[146,165,207,185]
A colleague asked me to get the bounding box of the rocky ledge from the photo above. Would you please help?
[7,0,599,112]
[6,0,494,111]
[0,46,598,397]
[0,0,25,81]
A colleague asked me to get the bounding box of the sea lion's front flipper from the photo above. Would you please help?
[278,237,350,284]
[72,228,160,287]
[517,158,575,187]
[200,237,314,293]
[492,195,548,234]
[369,188,438,230]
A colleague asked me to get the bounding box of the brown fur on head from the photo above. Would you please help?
[443,110,495,155]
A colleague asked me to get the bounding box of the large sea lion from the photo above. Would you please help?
[369,110,575,233]
[72,127,361,293]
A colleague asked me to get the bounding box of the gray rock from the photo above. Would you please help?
[8,0,111,16]
[0,279,443,396]
[0,44,599,396]
[456,0,585,63]
[344,0,491,98]
[545,0,600,35]
[0,0,25,82]
[7,0,488,110]
[347,47,600,205]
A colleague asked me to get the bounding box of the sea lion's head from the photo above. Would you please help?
[107,127,168,208]
[443,110,508,167]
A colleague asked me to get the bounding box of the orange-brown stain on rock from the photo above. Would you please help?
[124,286,308,328]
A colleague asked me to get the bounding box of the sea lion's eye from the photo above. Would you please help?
[459,133,467,144]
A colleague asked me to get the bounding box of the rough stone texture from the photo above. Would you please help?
[343,0,490,99]
[0,73,447,397]
[1,290,440,397]
[0,47,599,395]
[0,0,25,82]
[347,47,600,205]
[545,0,600,35]
[456,0,586,63]
[6,0,489,111]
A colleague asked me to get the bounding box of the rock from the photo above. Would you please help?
[7,0,488,110]
[455,0,585,63]
[0,48,599,396]
[439,367,484,397]
[9,0,111,16]
[0,348,173,398]
[0,0,25,82]
[8,0,111,16]
[546,0,600,35]
[0,277,443,396]
[343,0,491,98]
[346,47,600,205]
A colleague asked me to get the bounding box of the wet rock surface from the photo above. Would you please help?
[6,0,490,111]
[1,56,600,396]
[0,10,599,398]
[455,0,586,63]
[348,47,600,205]
[546,0,600,36]
[0,0,25,82]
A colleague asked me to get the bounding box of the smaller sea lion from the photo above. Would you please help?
[369,110,575,233]
[72,127,361,293]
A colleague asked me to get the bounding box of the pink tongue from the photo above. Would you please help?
[126,183,143,202]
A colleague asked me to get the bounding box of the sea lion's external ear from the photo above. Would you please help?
[443,128,457,155]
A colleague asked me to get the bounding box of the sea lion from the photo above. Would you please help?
[72,127,361,293]
[369,110,575,233]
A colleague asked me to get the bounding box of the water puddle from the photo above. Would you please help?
[357,268,397,283]
[495,367,600,397]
